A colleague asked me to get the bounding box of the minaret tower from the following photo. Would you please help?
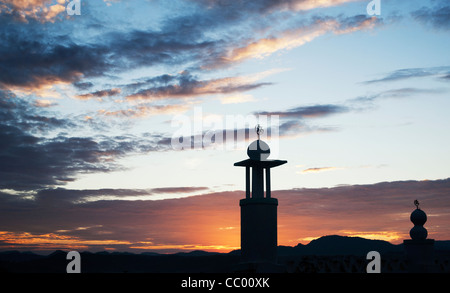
[234,125,287,264]
[403,200,435,273]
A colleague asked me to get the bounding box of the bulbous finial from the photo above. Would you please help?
[410,200,428,240]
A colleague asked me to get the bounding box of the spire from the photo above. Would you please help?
[255,124,263,140]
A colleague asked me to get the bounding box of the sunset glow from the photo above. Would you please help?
[0,0,449,254]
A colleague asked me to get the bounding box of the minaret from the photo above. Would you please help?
[234,125,287,264]
[403,200,435,273]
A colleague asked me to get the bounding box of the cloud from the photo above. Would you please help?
[0,0,67,22]
[277,120,337,138]
[125,71,274,101]
[0,91,72,133]
[254,104,348,138]
[218,15,380,65]
[33,99,58,108]
[168,119,337,151]
[256,104,349,119]
[73,81,94,90]
[0,126,126,190]
[76,88,122,100]
[1,178,449,252]
[35,186,210,204]
[0,15,216,92]
[363,66,450,84]
[411,2,450,30]
[300,167,341,174]
[192,0,361,14]
[97,103,192,118]
[0,92,174,190]
[150,186,209,194]
[0,24,110,91]
[0,1,381,107]
[351,87,448,104]
[101,69,284,118]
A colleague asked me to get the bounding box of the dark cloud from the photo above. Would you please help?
[364,66,450,84]
[351,87,448,104]
[168,103,346,149]
[125,71,272,100]
[191,0,359,15]
[0,92,173,191]
[411,3,450,30]
[256,104,349,119]
[77,88,121,100]
[0,22,110,89]
[169,119,336,151]
[0,1,384,94]
[73,81,94,90]
[0,91,74,133]
[278,120,336,138]
[34,186,209,204]
[253,104,347,138]
[124,74,178,92]
[1,178,449,252]
[106,29,219,71]
[0,127,173,191]
[0,16,217,91]
[0,127,121,190]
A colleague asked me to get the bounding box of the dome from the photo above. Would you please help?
[410,225,428,240]
[247,140,270,161]
[410,208,427,226]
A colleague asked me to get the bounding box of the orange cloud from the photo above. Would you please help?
[2,179,449,253]
[97,103,191,118]
[225,28,327,62]
[0,231,131,250]
[224,16,379,63]
[76,88,122,100]
[33,99,58,108]
[338,230,405,242]
[125,69,285,101]
[1,0,67,22]
[289,0,361,11]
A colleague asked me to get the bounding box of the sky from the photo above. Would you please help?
[0,0,449,253]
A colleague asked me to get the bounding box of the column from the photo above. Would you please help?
[265,168,271,198]
[252,167,264,198]
[245,166,250,199]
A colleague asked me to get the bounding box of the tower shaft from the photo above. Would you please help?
[240,197,278,263]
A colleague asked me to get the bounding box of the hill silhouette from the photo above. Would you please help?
[278,235,404,256]
[1,235,450,273]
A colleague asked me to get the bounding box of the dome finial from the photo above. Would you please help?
[414,199,420,209]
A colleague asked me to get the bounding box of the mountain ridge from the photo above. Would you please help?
[2,235,450,259]
[1,235,450,273]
